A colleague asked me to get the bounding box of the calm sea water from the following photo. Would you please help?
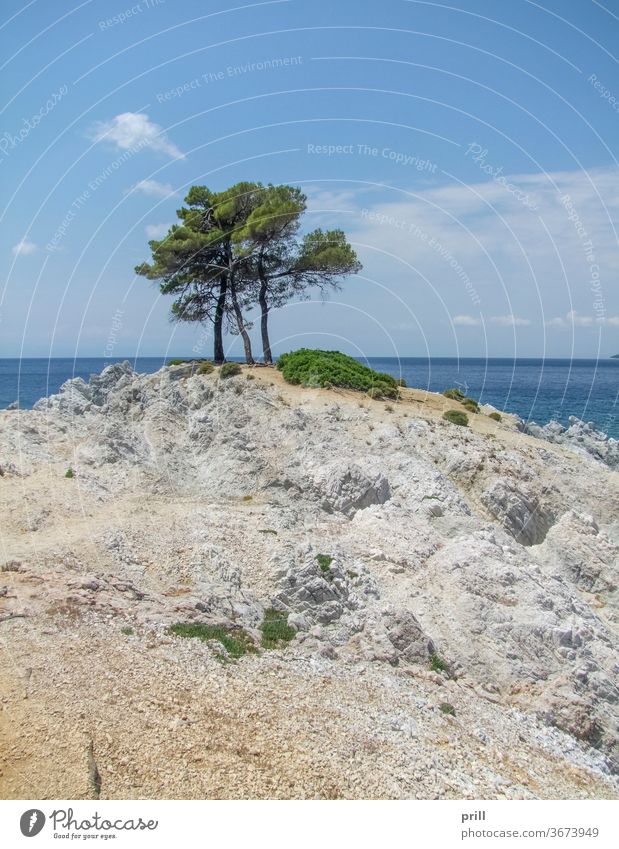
[1,357,617,438]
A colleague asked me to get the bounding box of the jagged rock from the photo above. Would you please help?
[305,461,391,516]
[481,479,554,545]
[525,417,618,469]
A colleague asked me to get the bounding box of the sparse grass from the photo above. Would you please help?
[220,361,242,379]
[65,467,74,478]
[260,608,296,649]
[242,495,253,502]
[246,373,255,381]
[488,411,502,422]
[439,702,456,716]
[384,404,394,412]
[121,626,134,636]
[277,349,399,398]
[443,409,469,427]
[167,622,256,659]
[429,652,448,674]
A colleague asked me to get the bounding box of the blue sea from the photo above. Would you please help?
[0,357,617,438]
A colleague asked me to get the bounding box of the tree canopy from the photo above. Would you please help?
[136,181,362,363]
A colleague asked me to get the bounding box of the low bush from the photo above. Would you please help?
[443,409,469,427]
[429,652,448,674]
[65,468,74,478]
[198,360,214,375]
[443,387,465,401]
[462,397,480,413]
[260,608,296,649]
[439,702,456,716]
[220,361,242,378]
[488,411,502,422]
[277,349,400,396]
[167,622,256,659]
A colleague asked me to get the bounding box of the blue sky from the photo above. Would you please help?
[1,0,619,359]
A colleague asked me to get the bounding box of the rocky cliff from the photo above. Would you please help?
[0,361,617,799]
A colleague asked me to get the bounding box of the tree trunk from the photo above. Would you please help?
[258,279,272,364]
[213,276,227,363]
[229,277,254,364]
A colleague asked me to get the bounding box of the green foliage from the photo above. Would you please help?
[168,622,256,659]
[198,360,214,374]
[395,377,407,387]
[260,608,296,649]
[220,361,242,378]
[443,387,465,401]
[461,397,480,413]
[278,349,399,398]
[65,468,74,479]
[121,627,134,636]
[443,409,469,427]
[429,652,448,673]
[167,358,187,366]
[439,702,456,716]
[316,554,334,572]
[258,528,278,535]
[488,411,502,421]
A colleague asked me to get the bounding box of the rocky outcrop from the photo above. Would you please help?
[1,361,618,794]
[525,416,618,469]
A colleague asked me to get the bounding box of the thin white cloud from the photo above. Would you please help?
[145,223,171,239]
[12,238,37,256]
[452,314,481,326]
[490,314,531,327]
[129,179,176,198]
[88,112,184,159]
[452,314,531,326]
[546,310,619,327]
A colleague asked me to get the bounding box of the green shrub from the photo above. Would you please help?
[277,349,400,395]
[198,360,214,375]
[395,377,407,387]
[220,361,242,378]
[316,554,333,571]
[258,528,278,535]
[367,383,398,400]
[246,373,255,381]
[429,652,448,673]
[462,397,480,413]
[488,411,502,422]
[443,387,465,401]
[443,409,469,427]
[167,622,256,659]
[65,467,74,479]
[439,702,456,716]
[260,608,296,649]
[167,358,187,366]
[121,626,134,636]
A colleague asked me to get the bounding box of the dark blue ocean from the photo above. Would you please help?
[1,357,617,438]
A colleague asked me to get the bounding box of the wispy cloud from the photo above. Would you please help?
[546,310,619,327]
[12,238,37,256]
[88,112,184,159]
[129,179,176,198]
[490,314,531,327]
[145,222,171,239]
[452,314,531,326]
